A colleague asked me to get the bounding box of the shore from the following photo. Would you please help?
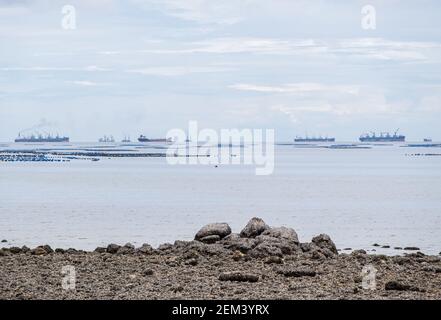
[1,218,441,300]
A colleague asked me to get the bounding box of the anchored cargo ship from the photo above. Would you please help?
[15,133,69,143]
[359,130,405,142]
[99,136,115,143]
[294,135,335,143]
[138,135,172,143]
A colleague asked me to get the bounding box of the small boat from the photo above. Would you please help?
[424,138,432,142]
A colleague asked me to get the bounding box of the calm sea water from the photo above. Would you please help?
[0,142,440,254]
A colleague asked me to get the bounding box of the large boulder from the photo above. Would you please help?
[247,227,301,258]
[195,223,231,241]
[311,234,338,255]
[261,227,299,245]
[220,233,258,253]
[240,217,270,238]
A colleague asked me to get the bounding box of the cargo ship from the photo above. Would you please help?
[359,130,405,142]
[294,135,335,143]
[99,136,115,143]
[15,133,69,143]
[138,135,172,143]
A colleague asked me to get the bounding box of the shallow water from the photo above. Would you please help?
[0,142,440,255]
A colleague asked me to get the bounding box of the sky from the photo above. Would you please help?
[0,0,441,142]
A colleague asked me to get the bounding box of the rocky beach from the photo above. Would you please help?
[1,218,441,300]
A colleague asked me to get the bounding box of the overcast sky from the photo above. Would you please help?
[1,0,441,141]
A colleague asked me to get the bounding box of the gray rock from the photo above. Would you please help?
[277,267,316,278]
[1,239,7,243]
[200,235,221,244]
[195,223,232,241]
[136,243,154,255]
[106,243,121,254]
[247,227,301,258]
[158,243,173,251]
[9,247,22,254]
[42,245,54,254]
[404,247,420,251]
[219,272,259,282]
[261,227,299,245]
[248,242,283,258]
[220,234,257,253]
[55,248,65,254]
[117,243,135,255]
[31,246,48,256]
[21,246,30,253]
[66,248,78,254]
[385,281,421,292]
[240,217,270,238]
[311,234,338,255]
[94,247,106,253]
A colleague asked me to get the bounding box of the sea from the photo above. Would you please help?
[0,141,440,255]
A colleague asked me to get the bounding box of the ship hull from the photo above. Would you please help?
[359,137,405,142]
[138,138,171,143]
[15,138,69,143]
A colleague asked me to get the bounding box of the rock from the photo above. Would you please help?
[219,272,259,282]
[55,248,65,254]
[143,268,154,276]
[1,240,7,243]
[311,234,338,255]
[394,247,402,250]
[385,281,421,292]
[382,245,390,248]
[195,223,231,241]
[232,250,244,261]
[300,242,312,253]
[66,248,78,254]
[106,243,121,254]
[117,244,135,255]
[261,227,299,245]
[136,244,154,255]
[248,241,283,258]
[21,246,30,253]
[277,267,316,278]
[185,258,198,266]
[94,247,106,253]
[343,248,352,251]
[351,249,367,255]
[42,245,53,254]
[240,217,269,238]
[0,249,8,256]
[200,235,221,244]
[404,247,420,251]
[220,234,257,253]
[372,243,380,247]
[158,243,173,251]
[31,246,48,256]
[9,247,22,254]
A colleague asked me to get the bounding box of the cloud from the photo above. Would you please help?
[129,37,441,63]
[0,66,111,72]
[67,80,108,87]
[127,66,234,76]
[230,83,360,95]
